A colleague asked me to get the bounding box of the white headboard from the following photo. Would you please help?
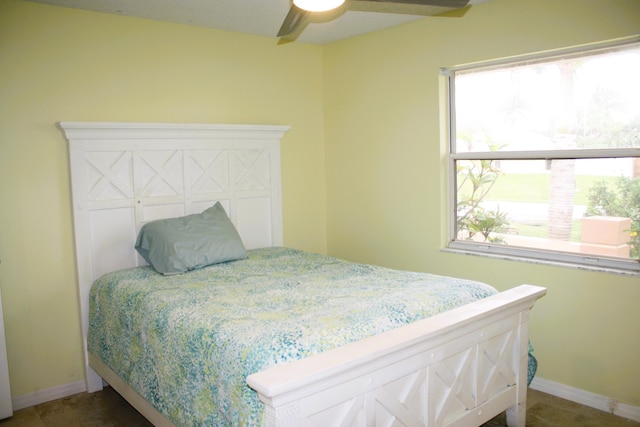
[59,121,289,391]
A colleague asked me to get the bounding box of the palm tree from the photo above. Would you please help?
[548,61,578,241]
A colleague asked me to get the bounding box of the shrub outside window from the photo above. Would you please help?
[444,37,640,275]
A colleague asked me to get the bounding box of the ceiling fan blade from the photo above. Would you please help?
[435,5,471,17]
[275,0,473,43]
[277,5,310,39]
[359,0,469,6]
[349,0,470,15]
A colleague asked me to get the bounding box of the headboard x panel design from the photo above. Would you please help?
[59,121,290,390]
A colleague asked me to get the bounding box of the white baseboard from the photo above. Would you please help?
[12,380,86,411]
[530,377,640,423]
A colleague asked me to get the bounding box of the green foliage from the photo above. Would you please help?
[586,176,640,258]
[577,111,640,149]
[459,207,512,243]
[457,159,512,243]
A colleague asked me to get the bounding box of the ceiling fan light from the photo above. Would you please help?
[293,0,346,12]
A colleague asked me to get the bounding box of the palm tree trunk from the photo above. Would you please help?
[548,62,577,241]
[548,155,575,240]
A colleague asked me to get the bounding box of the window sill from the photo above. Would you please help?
[443,245,640,277]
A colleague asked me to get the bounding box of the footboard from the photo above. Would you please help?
[247,284,546,427]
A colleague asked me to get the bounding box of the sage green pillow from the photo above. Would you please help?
[135,202,248,275]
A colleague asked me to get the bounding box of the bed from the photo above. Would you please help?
[59,121,546,427]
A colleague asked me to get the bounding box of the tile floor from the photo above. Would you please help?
[0,387,638,426]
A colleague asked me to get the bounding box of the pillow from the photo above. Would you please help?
[135,202,248,275]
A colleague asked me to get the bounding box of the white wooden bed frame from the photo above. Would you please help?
[60,121,546,427]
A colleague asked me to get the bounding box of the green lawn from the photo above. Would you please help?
[511,220,583,242]
[480,174,618,205]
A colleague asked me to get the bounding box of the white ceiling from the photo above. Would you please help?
[27,0,487,45]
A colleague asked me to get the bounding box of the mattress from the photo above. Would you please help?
[87,247,502,426]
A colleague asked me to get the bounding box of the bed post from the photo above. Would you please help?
[505,309,531,427]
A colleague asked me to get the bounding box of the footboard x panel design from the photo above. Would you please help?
[248,285,546,427]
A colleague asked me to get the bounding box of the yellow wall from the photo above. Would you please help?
[0,0,327,397]
[324,0,640,408]
[1,0,639,412]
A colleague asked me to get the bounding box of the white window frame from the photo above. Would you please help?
[442,36,640,276]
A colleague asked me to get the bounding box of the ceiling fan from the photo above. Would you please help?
[277,0,477,42]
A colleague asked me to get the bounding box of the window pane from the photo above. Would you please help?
[454,45,640,153]
[455,157,640,261]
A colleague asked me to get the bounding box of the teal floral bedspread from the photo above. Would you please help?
[88,247,516,426]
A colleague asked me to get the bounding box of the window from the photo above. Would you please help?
[443,37,640,275]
